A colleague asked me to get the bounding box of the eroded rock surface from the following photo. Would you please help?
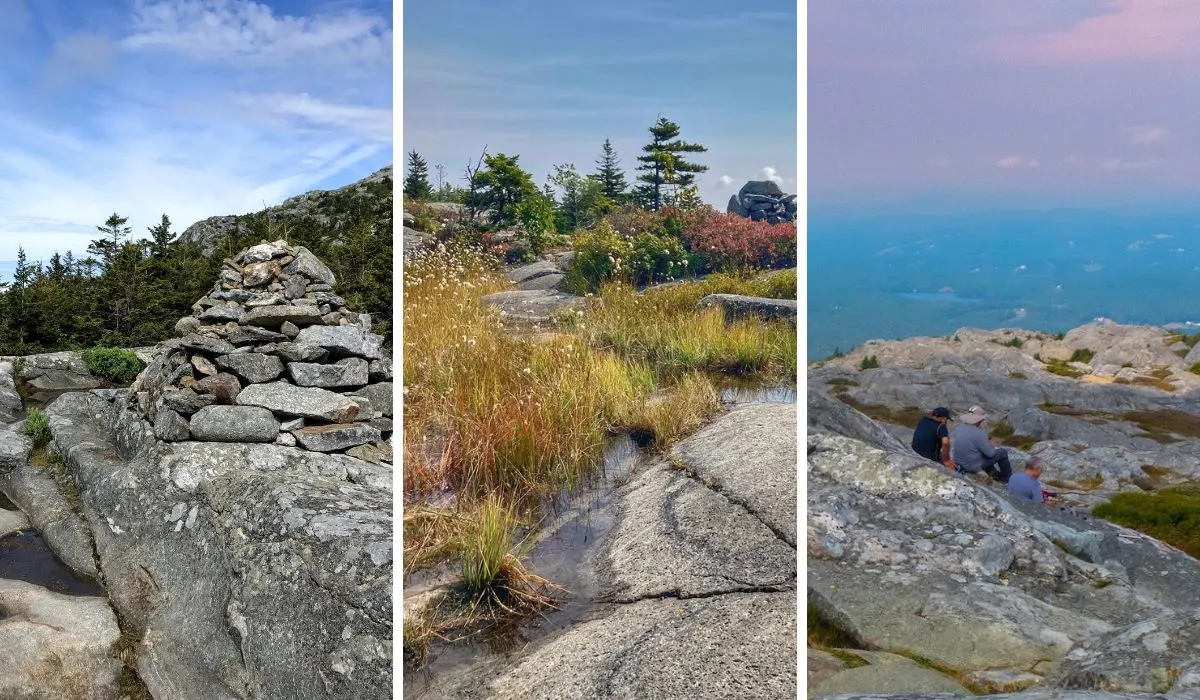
[808,320,1200,698]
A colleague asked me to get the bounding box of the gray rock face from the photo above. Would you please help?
[178,334,236,356]
[288,358,369,388]
[807,347,1200,696]
[726,180,796,224]
[154,407,191,441]
[700,293,797,325]
[0,505,29,536]
[226,326,285,346]
[161,388,216,415]
[481,290,585,325]
[193,372,242,405]
[46,391,392,699]
[0,578,123,700]
[283,247,336,285]
[354,382,393,418]
[505,260,560,284]
[237,382,360,422]
[294,325,384,360]
[292,424,382,452]
[518,273,564,291]
[216,353,285,384]
[254,342,328,363]
[189,405,279,443]
[242,305,324,330]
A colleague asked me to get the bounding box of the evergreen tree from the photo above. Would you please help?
[404,150,433,200]
[551,163,611,233]
[590,138,629,203]
[473,153,539,228]
[147,214,173,259]
[634,117,709,211]
[89,213,132,268]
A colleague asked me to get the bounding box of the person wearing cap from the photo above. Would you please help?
[911,407,954,469]
[951,405,1013,483]
[1008,455,1047,503]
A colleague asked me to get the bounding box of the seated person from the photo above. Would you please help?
[911,407,953,469]
[1008,456,1046,503]
[951,406,1013,483]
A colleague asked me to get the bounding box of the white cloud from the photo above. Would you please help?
[0,0,391,261]
[122,0,390,67]
[996,156,1039,169]
[1129,124,1169,145]
[717,175,734,187]
[758,166,785,185]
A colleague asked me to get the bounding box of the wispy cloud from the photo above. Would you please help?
[0,0,391,260]
[583,5,793,30]
[1129,124,1170,145]
[996,156,1040,169]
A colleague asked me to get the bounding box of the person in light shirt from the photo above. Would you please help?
[1008,456,1047,503]
[950,405,1013,483]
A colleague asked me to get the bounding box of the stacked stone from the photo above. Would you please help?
[726,180,797,224]
[129,240,393,458]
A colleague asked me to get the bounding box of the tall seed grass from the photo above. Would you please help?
[564,279,797,382]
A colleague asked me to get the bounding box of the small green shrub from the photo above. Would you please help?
[860,355,879,370]
[999,337,1024,348]
[563,222,633,295]
[82,346,143,383]
[1009,372,1027,379]
[1070,348,1096,363]
[628,232,689,286]
[23,408,51,448]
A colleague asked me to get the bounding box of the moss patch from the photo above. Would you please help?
[1009,372,1027,380]
[1095,483,1200,559]
[835,394,925,427]
[1123,409,1200,439]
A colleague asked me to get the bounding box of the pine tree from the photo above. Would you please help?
[635,117,709,211]
[590,138,629,203]
[403,150,433,200]
[89,213,131,268]
[473,153,538,228]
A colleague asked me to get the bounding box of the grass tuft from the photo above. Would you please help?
[22,408,51,448]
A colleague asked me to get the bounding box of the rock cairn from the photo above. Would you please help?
[726,180,797,224]
[129,240,393,457]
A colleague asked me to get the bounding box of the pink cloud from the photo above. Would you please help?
[991,0,1200,63]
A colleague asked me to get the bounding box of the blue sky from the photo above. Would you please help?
[811,1,1200,211]
[402,1,797,208]
[0,0,392,263]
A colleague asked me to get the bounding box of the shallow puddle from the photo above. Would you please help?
[404,382,797,696]
[0,525,103,596]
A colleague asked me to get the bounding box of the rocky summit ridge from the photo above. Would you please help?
[807,320,1200,699]
[132,239,393,460]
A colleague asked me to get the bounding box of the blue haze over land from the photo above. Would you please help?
[808,208,1200,360]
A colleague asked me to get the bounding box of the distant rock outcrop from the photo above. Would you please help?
[176,166,393,257]
[132,239,392,457]
[726,180,797,224]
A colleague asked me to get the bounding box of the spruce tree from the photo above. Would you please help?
[634,117,708,211]
[403,150,433,200]
[89,213,131,268]
[590,138,628,202]
[147,214,173,259]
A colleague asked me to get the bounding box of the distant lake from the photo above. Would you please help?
[808,209,1200,359]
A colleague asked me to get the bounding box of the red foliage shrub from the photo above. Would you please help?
[680,211,797,273]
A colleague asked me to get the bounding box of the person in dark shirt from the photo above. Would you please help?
[911,407,953,468]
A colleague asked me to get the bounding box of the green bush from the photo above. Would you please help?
[1070,348,1096,363]
[563,222,633,295]
[860,355,879,370]
[629,233,688,286]
[23,408,51,448]
[83,346,143,383]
